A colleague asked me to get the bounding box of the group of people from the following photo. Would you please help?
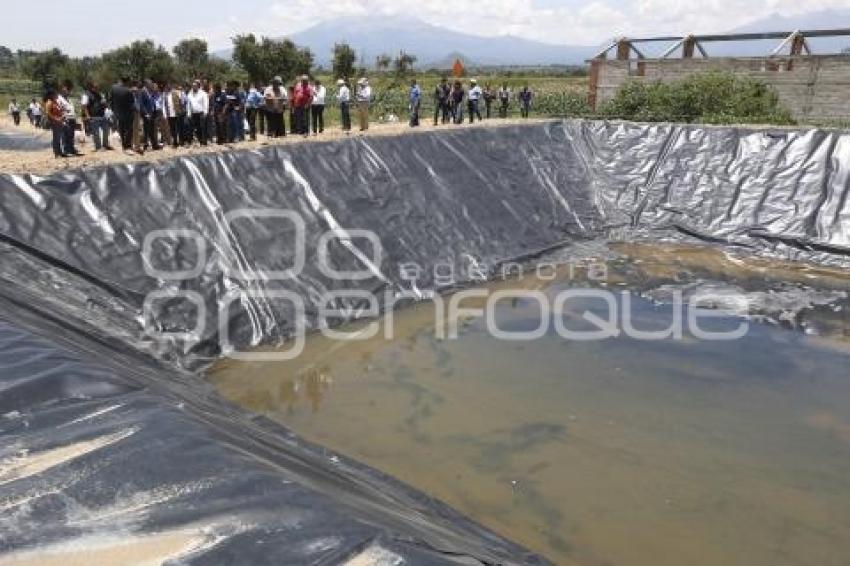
[418,78,533,127]
[11,74,534,159]
[32,75,374,158]
[8,98,46,128]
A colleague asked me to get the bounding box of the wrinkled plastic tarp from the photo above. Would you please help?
[1,121,846,371]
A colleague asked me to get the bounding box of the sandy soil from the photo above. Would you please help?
[0,530,209,566]
[0,114,549,176]
[0,429,136,486]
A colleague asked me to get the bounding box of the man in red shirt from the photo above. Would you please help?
[292,75,312,137]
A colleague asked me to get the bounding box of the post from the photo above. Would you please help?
[790,33,806,56]
[682,36,696,58]
[616,40,631,60]
[588,59,601,111]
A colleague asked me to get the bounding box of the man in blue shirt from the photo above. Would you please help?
[409,79,421,127]
[139,81,161,150]
[244,82,263,141]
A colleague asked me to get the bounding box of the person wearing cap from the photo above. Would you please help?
[310,79,326,135]
[292,75,312,137]
[336,78,351,133]
[408,79,421,127]
[467,78,483,124]
[263,76,288,138]
[356,77,371,132]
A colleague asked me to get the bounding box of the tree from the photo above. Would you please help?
[232,34,313,84]
[21,48,69,85]
[173,38,211,79]
[393,51,417,76]
[61,56,100,87]
[100,40,175,84]
[0,46,14,72]
[332,43,356,80]
[375,54,391,71]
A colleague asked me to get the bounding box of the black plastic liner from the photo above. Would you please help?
[0,120,848,563]
[0,128,51,151]
[2,121,846,369]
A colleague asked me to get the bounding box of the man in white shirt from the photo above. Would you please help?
[467,78,483,123]
[336,79,351,133]
[310,79,326,135]
[29,99,42,127]
[161,83,184,147]
[8,99,21,126]
[186,80,208,145]
[58,83,82,156]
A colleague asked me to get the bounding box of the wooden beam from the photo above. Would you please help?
[660,37,686,58]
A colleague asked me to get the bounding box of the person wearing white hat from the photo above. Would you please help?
[356,77,371,132]
[467,78,483,123]
[336,78,351,133]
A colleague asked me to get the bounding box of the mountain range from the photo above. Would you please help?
[214,10,850,67]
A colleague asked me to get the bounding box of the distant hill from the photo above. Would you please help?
[215,15,600,66]
[213,11,850,66]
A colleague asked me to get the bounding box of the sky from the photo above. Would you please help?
[4,0,849,55]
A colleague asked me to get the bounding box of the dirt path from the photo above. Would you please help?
[0,115,550,176]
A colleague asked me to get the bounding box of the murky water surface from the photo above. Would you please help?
[210,244,850,565]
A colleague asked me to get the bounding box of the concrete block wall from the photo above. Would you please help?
[590,55,850,122]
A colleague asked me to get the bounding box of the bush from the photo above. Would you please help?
[533,91,591,116]
[599,72,795,125]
